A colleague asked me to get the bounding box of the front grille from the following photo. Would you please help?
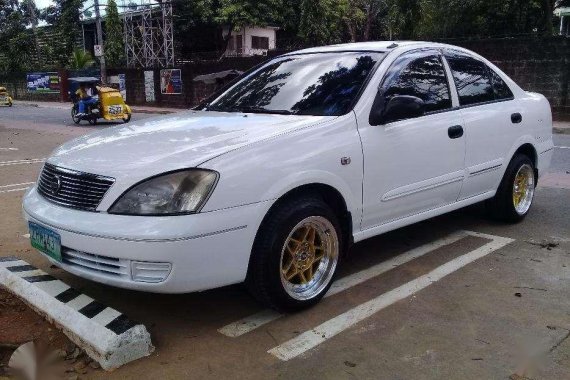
[37,163,114,211]
[62,248,129,278]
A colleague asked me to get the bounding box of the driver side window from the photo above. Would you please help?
[380,53,452,119]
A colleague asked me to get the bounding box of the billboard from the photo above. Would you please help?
[27,73,60,93]
[160,69,182,94]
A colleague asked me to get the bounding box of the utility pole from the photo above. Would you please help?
[94,0,107,83]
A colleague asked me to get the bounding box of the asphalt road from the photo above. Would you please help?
[0,106,569,379]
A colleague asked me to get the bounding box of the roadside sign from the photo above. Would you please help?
[94,45,103,57]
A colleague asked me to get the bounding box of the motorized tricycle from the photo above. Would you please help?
[0,87,13,107]
[69,77,131,125]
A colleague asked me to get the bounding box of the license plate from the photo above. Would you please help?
[109,105,122,115]
[29,222,62,262]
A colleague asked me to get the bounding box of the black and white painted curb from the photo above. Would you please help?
[0,257,154,370]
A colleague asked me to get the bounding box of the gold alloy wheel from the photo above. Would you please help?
[279,216,339,301]
[512,163,535,215]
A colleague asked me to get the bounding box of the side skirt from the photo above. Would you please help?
[353,190,495,243]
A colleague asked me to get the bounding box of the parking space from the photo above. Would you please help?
[1,107,569,379]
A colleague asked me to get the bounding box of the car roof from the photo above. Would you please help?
[283,41,467,56]
[284,41,425,54]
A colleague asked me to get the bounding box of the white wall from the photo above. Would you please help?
[223,26,277,57]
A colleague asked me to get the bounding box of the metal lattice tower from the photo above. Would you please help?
[122,0,174,68]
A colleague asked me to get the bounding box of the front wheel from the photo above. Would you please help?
[246,196,342,312]
[486,154,535,223]
[123,113,131,123]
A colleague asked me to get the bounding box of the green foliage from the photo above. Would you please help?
[298,0,345,45]
[215,0,282,30]
[43,0,85,67]
[0,0,38,72]
[69,48,95,69]
[104,0,125,67]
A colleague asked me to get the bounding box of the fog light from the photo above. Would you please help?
[131,261,171,283]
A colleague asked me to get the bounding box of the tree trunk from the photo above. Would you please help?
[542,0,554,35]
[345,20,357,42]
[218,23,235,61]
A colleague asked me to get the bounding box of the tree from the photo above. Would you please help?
[70,48,95,69]
[298,0,344,45]
[0,0,37,72]
[43,0,85,67]
[104,0,125,67]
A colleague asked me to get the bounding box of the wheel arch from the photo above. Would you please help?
[252,182,354,265]
[276,183,351,245]
[512,142,538,181]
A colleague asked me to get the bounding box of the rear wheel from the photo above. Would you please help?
[71,107,81,124]
[246,196,342,312]
[486,154,535,223]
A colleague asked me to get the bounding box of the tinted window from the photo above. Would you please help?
[381,53,451,115]
[445,51,494,106]
[489,68,514,100]
[208,52,383,116]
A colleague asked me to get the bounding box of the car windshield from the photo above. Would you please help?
[207,52,384,116]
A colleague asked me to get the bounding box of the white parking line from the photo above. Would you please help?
[0,158,45,167]
[0,187,30,194]
[0,147,18,151]
[0,182,35,189]
[267,233,514,361]
[219,231,468,337]
[554,146,569,149]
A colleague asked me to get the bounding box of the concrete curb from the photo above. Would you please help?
[0,256,154,370]
[14,101,179,115]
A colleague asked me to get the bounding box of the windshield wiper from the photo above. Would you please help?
[232,106,294,115]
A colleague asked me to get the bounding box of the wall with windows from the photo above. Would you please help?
[223,26,277,57]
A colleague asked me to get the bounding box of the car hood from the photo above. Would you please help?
[48,111,328,180]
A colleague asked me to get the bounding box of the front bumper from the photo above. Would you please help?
[23,186,269,293]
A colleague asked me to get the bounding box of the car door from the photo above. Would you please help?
[357,49,466,230]
[443,50,522,200]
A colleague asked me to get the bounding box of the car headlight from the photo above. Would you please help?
[109,169,218,215]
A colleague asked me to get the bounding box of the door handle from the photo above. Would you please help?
[448,125,464,139]
[511,113,522,124]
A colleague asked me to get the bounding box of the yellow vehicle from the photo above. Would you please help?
[70,77,131,125]
[0,87,13,107]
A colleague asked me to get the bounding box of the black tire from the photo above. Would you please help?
[246,195,343,312]
[71,107,81,124]
[486,154,535,223]
[123,113,131,123]
[88,117,97,125]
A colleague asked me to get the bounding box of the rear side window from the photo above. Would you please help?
[489,69,514,100]
[445,51,494,106]
[381,52,452,114]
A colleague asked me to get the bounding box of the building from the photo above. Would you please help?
[223,26,279,57]
[555,7,570,36]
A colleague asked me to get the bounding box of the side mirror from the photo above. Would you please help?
[369,93,426,125]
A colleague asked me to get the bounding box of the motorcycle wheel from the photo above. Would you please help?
[88,117,97,125]
[123,113,131,123]
[71,107,81,124]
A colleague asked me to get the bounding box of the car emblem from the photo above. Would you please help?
[49,174,62,195]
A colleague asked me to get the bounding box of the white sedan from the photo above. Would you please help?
[23,41,553,311]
